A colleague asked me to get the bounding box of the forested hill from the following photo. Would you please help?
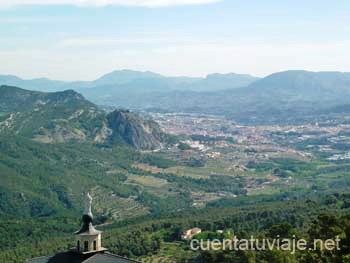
[0,85,174,223]
[0,85,169,149]
[0,85,93,112]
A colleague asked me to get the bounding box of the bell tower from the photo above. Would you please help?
[75,193,106,254]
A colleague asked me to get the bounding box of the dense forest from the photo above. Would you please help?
[1,193,350,262]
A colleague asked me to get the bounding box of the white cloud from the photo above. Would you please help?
[0,0,222,8]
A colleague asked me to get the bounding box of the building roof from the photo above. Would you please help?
[84,253,140,263]
[76,222,102,236]
[27,252,140,263]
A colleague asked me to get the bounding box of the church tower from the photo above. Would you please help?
[75,193,107,254]
[28,192,139,262]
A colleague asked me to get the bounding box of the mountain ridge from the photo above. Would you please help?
[3,69,350,124]
[0,85,169,149]
[0,69,259,92]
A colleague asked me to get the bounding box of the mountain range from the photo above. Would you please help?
[0,70,258,92]
[2,69,350,124]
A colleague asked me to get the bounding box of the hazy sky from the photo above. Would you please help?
[1,0,350,80]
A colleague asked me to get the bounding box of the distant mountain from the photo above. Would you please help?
[92,69,164,86]
[194,73,260,91]
[224,70,350,118]
[239,70,350,99]
[0,75,68,92]
[188,70,350,123]
[0,70,259,103]
[4,70,350,124]
[90,70,350,124]
[77,71,258,106]
[0,85,169,149]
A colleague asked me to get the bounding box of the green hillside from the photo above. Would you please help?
[0,85,169,148]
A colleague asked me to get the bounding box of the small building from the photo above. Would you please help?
[27,193,140,263]
[181,227,202,240]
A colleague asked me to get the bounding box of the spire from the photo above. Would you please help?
[84,192,93,219]
[76,192,99,235]
[75,192,106,254]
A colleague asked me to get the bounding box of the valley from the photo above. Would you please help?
[149,112,350,196]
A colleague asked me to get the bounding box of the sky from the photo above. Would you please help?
[0,0,350,80]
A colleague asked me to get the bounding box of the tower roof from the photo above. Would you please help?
[76,215,101,235]
[76,193,100,235]
[27,252,140,263]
